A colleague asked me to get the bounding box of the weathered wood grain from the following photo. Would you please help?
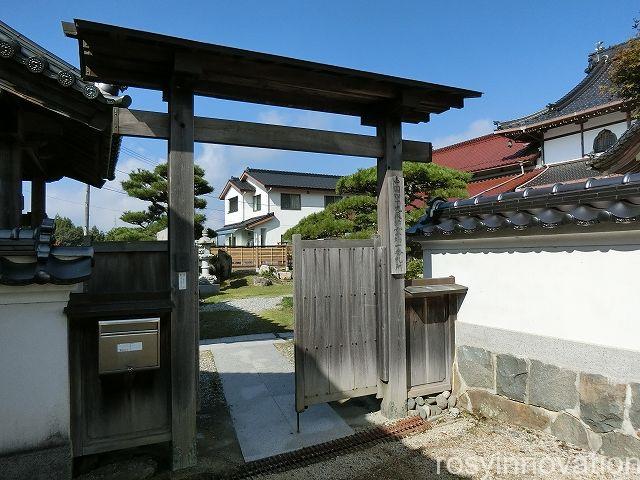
[295,240,380,410]
[115,108,432,163]
[167,83,197,470]
[377,117,408,419]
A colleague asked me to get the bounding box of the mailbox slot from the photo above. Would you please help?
[98,318,160,374]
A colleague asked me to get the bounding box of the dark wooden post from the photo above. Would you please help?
[31,178,46,228]
[376,116,407,419]
[167,80,197,470]
[0,138,22,228]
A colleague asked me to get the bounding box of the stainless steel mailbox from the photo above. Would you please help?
[98,318,160,374]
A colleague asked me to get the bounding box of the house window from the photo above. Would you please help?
[228,196,238,213]
[281,193,301,210]
[253,194,261,211]
[324,195,342,207]
[593,129,617,153]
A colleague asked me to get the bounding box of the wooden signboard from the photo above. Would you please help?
[388,175,406,275]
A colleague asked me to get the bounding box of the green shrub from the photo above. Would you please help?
[405,258,424,280]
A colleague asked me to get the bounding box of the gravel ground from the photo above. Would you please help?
[200,295,285,314]
[274,339,294,365]
[261,415,640,480]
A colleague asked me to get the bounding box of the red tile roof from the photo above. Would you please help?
[433,134,539,173]
[466,170,543,197]
[407,170,544,211]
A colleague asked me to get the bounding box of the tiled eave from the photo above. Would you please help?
[0,219,94,285]
[497,101,629,138]
[0,20,130,107]
[408,173,640,240]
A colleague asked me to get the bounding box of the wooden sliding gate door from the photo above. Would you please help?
[293,236,384,412]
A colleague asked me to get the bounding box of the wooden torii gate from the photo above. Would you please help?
[64,18,480,470]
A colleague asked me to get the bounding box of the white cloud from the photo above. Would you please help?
[431,119,494,148]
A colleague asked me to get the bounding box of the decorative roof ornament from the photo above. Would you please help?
[0,20,131,107]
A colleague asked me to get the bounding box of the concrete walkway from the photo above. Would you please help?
[200,334,353,461]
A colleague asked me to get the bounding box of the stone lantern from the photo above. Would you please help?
[196,233,220,298]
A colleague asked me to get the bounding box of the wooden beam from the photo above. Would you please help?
[377,117,408,419]
[167,82,197,470]
[115,108,432,163]
[30,178,46,228]
[0,138,22,228]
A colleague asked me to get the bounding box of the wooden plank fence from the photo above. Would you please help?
[219,245,292,269]
[294,235,382,412]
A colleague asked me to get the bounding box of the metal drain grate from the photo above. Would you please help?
[224,416,431,479]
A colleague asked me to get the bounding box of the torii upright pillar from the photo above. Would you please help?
[167,79,198,470]
[377,116,408,419]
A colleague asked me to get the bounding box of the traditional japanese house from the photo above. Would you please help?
[495,41,635,188]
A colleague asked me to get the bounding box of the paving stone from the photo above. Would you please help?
[415,396,425,406]
[448,394,458,409]
[496,354,528,403]
[630,383,640,431]
[435,393,448,409]
[550,413,590,450]
[579,373,626,433]
[442,391,451,399]
[407,398,416,410]
[456,345,494,389]
[426,396,437,405]
[528,360,578,412]
[599,432,640,459]
[466,389,552,431]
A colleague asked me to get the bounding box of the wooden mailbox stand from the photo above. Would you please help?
[64,18,480,469]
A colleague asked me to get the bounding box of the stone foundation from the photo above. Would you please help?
[455,344,640,458]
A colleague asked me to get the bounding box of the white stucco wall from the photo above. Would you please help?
[422,231,640,353]
[543,132,583,164]
[542,111,629,165]
[0,284,79,454]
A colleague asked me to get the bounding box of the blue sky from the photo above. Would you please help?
[6,0,638,230]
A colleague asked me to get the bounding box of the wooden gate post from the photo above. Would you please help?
[376,116,407,419]
[167,79,197,469]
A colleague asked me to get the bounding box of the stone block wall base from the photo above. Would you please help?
[455,340,640,459]
[0,444,71,480]
[465,389,553,431]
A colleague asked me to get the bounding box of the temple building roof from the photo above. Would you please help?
[495,42,630,137]
[433,134,539,174]
[0,21,130,186]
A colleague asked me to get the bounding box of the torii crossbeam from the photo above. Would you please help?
[64,18,481,470]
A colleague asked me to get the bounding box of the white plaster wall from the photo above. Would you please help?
[264,189,335,244]
[222,185,245,225]
[423,232,640,353]
[0,284,79,454]
[543,133,582,164]
[583,111,627,130]
[543,123,580,139]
